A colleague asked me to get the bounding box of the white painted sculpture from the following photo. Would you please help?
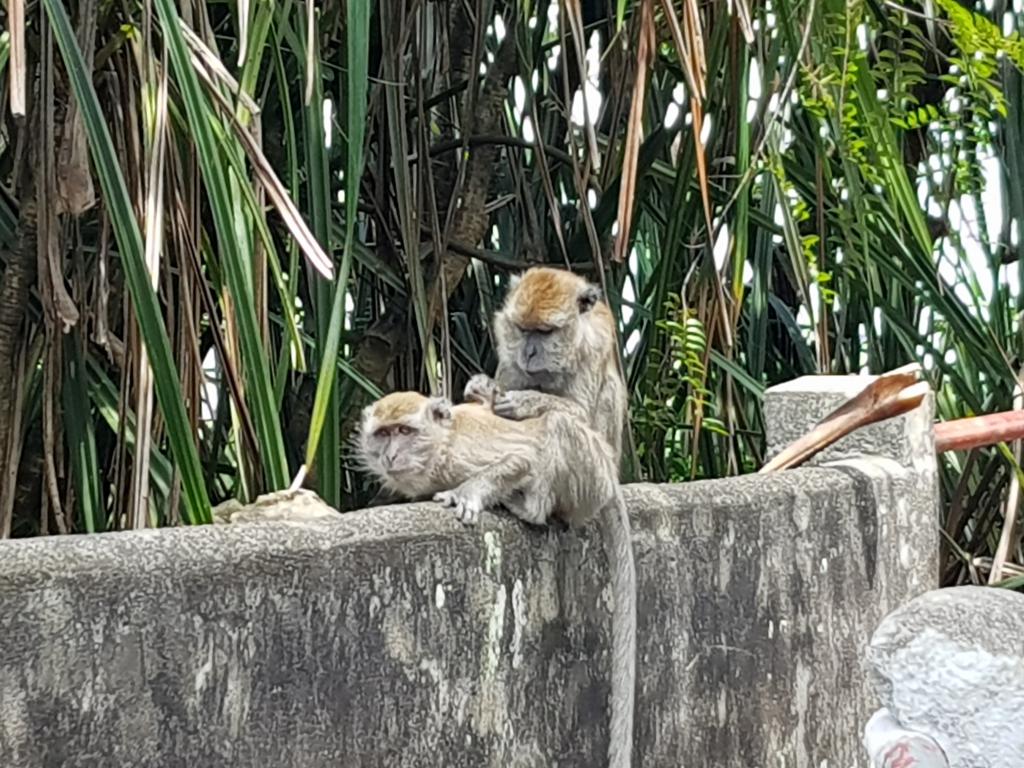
[863,586,1024,767]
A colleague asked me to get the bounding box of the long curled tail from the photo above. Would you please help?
[603,488,637,768]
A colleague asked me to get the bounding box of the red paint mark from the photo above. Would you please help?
[884,743,916,767]
[882,740,947,767]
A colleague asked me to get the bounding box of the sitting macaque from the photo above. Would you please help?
[357,384,635,768]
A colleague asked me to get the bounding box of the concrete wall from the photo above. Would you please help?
[0,376,939,767]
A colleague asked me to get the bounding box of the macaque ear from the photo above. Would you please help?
[426,397,453,425]
[578,283,602,313]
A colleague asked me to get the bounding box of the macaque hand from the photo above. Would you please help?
[493,390,546,421]
[464,374,501,407]
[433,489,484,525]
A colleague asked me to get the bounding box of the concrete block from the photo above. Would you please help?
[764,374,940,597]
[764,374,936,470]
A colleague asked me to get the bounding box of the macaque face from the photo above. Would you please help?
[358,394,451,487]
[361,420,423,476]
[495,268,604,387]
[504,320,574,380]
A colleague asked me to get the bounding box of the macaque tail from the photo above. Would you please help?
[603,488,637,768]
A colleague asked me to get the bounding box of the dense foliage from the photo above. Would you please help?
[0,0,1021,587]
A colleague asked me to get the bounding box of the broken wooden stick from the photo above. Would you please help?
[760,363,929,473]
[933,411,1024,454]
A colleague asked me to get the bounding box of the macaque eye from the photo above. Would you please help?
[397,425,416,436]
[373,427,390,439]
[534,327,554,335]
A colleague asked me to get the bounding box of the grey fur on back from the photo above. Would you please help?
[489,267,635,768]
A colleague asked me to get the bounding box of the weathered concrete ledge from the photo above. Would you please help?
[0,376,939,767]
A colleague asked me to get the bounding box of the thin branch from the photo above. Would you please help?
[426,135,575,167]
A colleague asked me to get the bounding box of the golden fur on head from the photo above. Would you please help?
[365,391,429,423]
[506,267,603,329]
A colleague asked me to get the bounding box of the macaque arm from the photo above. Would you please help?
[472,364,589,423]
[494,390,589,423]
[459,455,531,505]
[502,489,552,526]
[434,455,531,524]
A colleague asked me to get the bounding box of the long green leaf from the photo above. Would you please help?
[291,3,341,506]
[153,0,289,491]
[63,333,103,532]
[42,0,211,524]
[87,357,174,500]
[304,1,370,495]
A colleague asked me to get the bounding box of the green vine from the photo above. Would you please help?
[633,295,727,481]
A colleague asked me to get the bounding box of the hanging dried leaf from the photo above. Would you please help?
[613,0,655,263]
